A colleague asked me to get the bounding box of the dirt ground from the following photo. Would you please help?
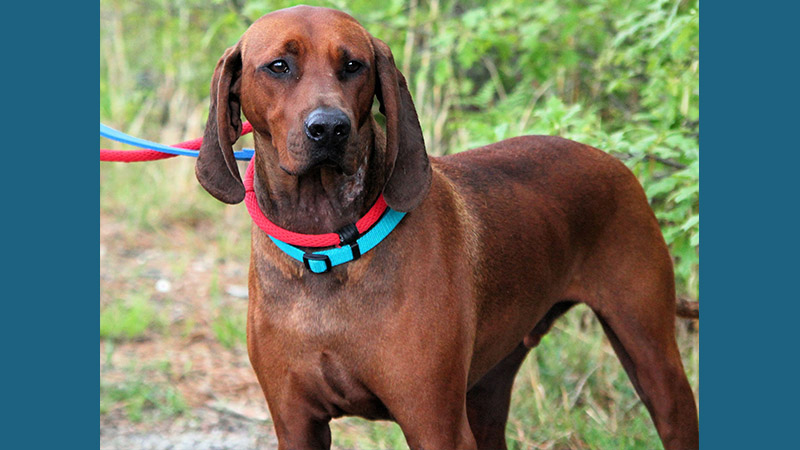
[100,212,279,449]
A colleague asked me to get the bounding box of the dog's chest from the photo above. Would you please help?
[250,271,398,418]
[257,299,392,419]
[313,349,392,420]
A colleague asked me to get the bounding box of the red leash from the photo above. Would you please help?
[100,122,254,162]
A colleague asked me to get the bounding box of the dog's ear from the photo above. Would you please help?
[372,37,432,212]
[195,43,245,204]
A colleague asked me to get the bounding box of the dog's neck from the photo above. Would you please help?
[250,125,387,235]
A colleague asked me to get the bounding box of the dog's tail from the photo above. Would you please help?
[676,298,699,319]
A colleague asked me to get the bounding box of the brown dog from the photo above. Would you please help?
[195,6,699,450]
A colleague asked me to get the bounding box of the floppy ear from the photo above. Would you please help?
[372,37,432,212]
[195,43,245,204]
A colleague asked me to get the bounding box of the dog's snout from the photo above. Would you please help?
[304,108,351,145]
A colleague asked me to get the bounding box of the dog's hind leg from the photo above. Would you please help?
[466,301,576,450]
[466,343,529,450]
[592,307,698,450]
[573,222,699,449]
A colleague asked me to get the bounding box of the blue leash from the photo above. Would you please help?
[100,123,254,160]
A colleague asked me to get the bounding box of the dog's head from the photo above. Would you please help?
[195,6,431,213]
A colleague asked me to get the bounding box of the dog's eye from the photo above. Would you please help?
[267,60,290,74]
[344,60,362,73]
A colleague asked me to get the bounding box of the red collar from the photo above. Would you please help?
[243,158,388,248]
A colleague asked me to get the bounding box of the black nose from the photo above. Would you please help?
[304,107,351,146]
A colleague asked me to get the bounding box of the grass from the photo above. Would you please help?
[207,270,249,349]
[100,360,189,422]
[100,293,164,341]
[505,306,665,449]
[212,307,248,349]
[331,419,407,449]
[99,155,232,233]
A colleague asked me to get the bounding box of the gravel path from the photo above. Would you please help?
[101,406,277,450]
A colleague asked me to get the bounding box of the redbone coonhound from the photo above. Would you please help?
[195,6,699,450]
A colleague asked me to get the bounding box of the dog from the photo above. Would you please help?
[195,6,699,449]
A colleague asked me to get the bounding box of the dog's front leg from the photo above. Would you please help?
[383,376,477,450]
[274,419,331,450]
[369,330,478,450]
[247,301,332,450]
[398,409,477,450]
[265,396,332,450]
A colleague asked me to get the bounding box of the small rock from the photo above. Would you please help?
[226,285,249,299]
[155,278,172,293]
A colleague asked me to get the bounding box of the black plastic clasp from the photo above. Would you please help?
[337,223,359,245]
[303,253,332,273]
[337,223,361,261]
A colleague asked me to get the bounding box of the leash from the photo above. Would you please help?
[100,123,254,161]
[100,122,404,273]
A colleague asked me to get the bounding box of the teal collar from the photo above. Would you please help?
[268,208,406,274]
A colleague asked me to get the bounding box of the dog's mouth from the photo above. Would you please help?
[279,127,360,177]
[280,154,352,177]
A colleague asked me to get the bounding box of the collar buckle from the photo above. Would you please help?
[302,253,332,273]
